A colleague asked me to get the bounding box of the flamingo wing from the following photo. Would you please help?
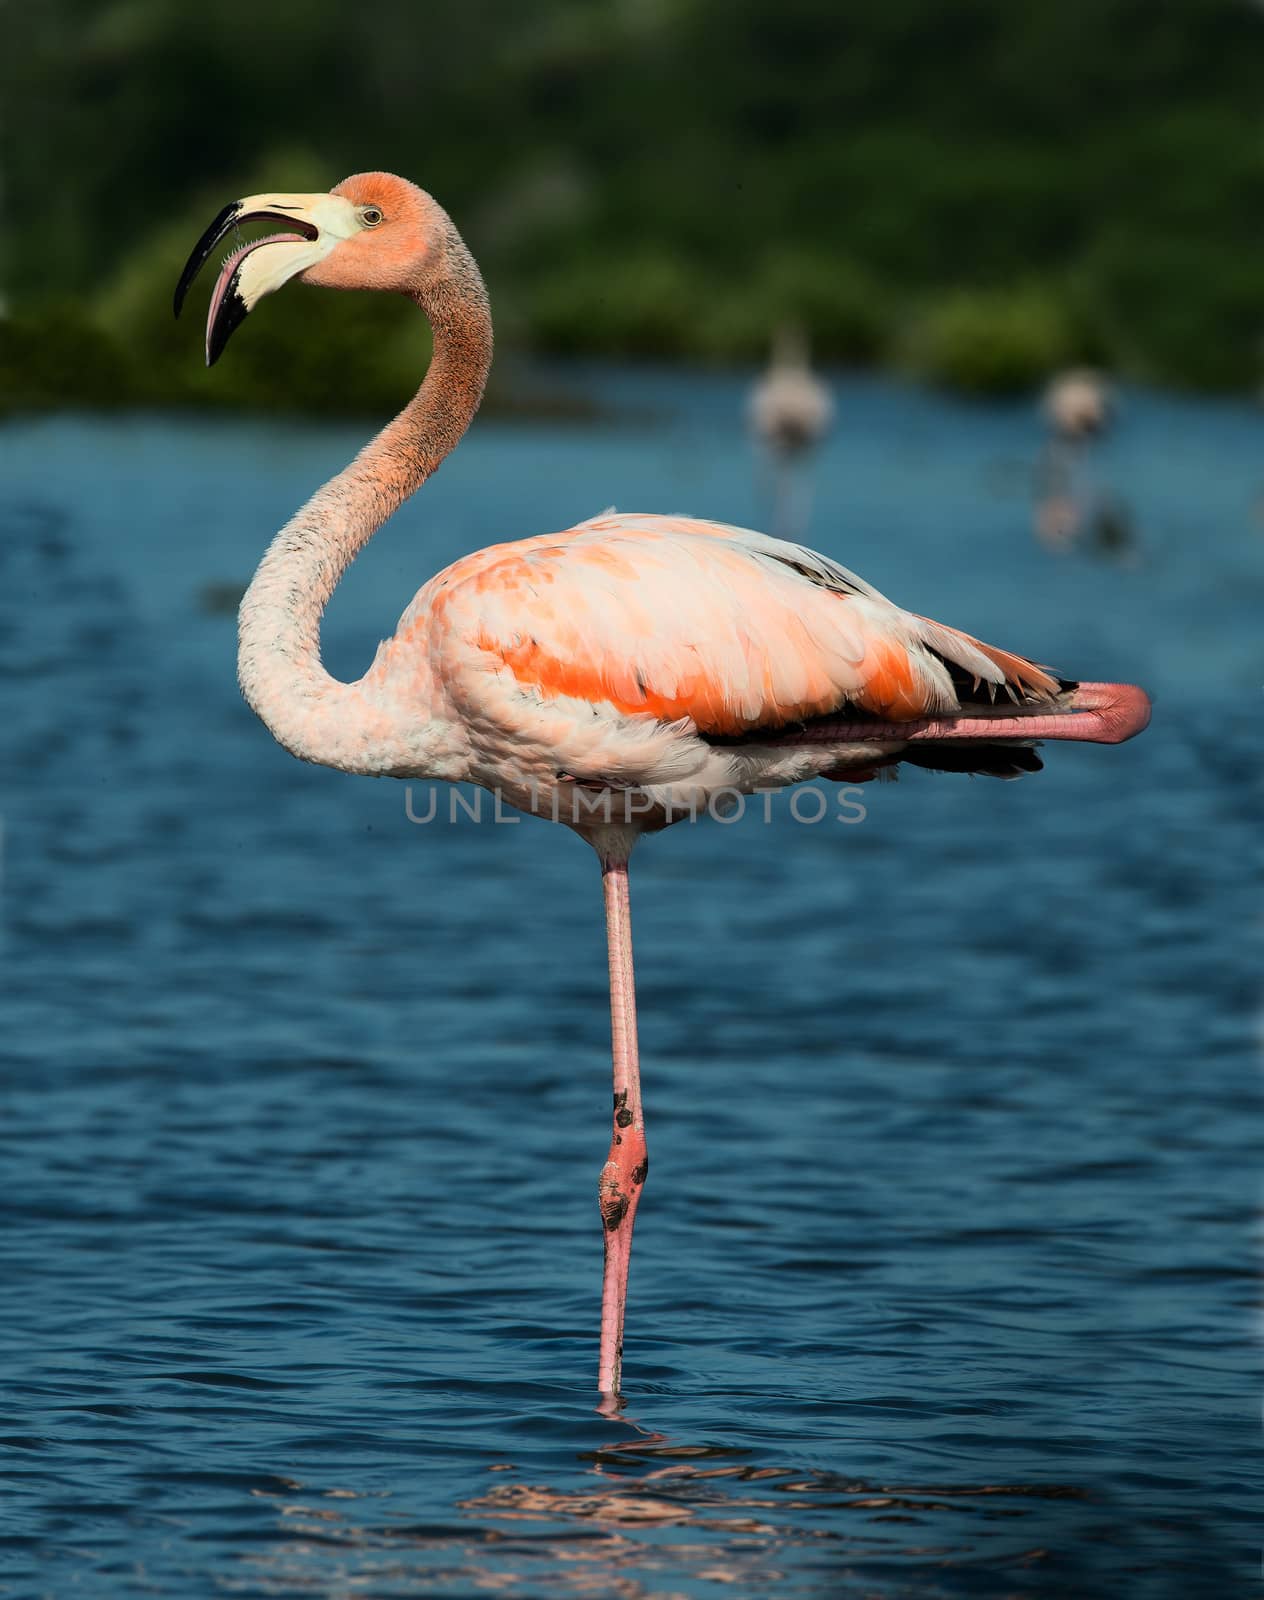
[407,513,1064,781]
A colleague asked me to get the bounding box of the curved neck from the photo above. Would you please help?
[237,227,492,774]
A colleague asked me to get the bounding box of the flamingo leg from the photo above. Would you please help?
[596,853,648,1397]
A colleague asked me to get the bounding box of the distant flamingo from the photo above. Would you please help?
[1035,369,1135,556]
[175,173,1150,1397]
[1044,369,1113,442]
[748,323,834,537]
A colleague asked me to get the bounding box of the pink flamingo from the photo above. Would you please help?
[748,323,834,538]
[175,173,1151,1397]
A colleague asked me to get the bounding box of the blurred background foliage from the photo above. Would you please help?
[2,0,1260,412]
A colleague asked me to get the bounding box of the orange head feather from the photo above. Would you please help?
[302,172,444,294]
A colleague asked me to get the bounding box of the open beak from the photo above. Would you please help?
[173,191,356,365]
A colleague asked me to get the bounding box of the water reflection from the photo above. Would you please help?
[237,1419,1093,1596]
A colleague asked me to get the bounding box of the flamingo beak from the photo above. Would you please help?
[173,191,358,366]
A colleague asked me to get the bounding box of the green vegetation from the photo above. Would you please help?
[2,0,1261,412]
[899,286,1081,395]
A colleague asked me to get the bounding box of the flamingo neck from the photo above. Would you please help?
[237,227,492,775]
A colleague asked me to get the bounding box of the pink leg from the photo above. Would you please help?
[596,853,648,1396]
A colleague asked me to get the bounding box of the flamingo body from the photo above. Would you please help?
[1044,369,1113,441]
[748,326,834,458]
[368,510,1075,832]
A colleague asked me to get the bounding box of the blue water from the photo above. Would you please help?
[0,371,1259,1598]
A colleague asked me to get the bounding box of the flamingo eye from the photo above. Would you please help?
[360,206,384,228]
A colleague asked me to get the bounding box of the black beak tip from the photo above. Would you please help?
[205,280,249,368]
[177,198,317,362]
[173,200,241,326]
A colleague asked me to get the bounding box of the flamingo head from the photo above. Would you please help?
[174,172,441,365]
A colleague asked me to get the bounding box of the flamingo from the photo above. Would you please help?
[1036,370,1134,556]
[747,323,834,537]
[174,173,1151,1397]
[1043,369,1113,442]
[748,324,835,457]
